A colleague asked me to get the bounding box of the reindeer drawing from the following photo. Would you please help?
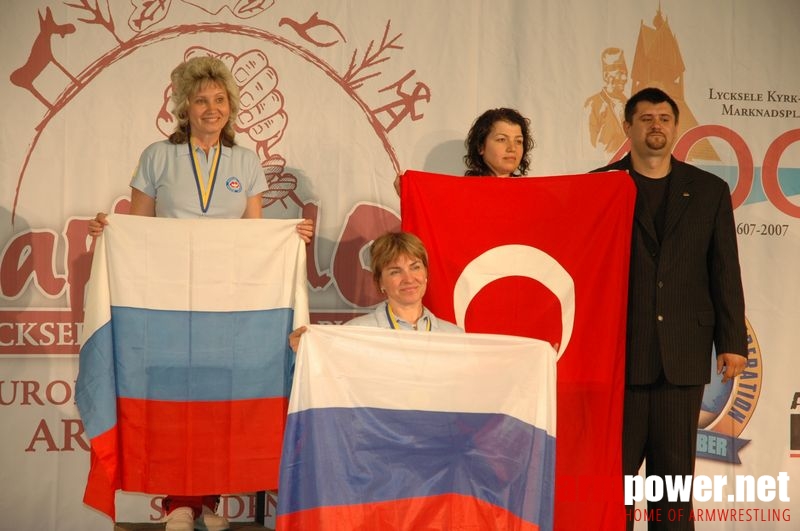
[10,7,78,109]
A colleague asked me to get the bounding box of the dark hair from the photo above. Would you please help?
[463,108,534,176]
[624,87,680,125]
[369,232,428,293]
[168,56,240,147]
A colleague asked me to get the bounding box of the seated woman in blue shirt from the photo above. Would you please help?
[290,231,461,351]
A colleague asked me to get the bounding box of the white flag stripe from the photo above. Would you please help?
[291,325,556,434]
[80,233,112,345]
[100,214,308,316]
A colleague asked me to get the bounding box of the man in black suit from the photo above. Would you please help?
[593,87,748,530]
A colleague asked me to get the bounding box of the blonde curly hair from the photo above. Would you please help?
[167,56,240,147]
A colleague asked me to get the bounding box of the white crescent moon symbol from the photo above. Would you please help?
[453,244,574,359]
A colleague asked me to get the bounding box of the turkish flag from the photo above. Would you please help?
[401,170,635,530]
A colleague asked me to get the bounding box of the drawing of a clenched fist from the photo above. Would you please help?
[157,47,286,157]
[223,49,287,155]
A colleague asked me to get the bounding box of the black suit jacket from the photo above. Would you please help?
[593,155,747,386]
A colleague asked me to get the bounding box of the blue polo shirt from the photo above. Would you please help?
[130,140,267,218]
[346,301,463,333]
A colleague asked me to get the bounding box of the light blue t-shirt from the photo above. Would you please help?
[346,301,463,333]
[130,140,267,218]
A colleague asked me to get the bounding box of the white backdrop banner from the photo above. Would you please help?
[1,1,798,529]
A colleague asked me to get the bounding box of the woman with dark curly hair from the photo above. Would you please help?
[393,107,534,193]
[463,107,534,177]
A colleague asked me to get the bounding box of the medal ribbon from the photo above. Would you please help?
[189,140,222,213]
[385,303,431,331]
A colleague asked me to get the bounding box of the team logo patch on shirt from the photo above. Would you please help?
[226,176,242,192]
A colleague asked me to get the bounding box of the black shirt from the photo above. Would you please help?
[631,169,671,242]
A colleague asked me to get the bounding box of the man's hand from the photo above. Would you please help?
[717,352,747,383]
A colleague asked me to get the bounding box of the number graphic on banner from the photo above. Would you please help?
[612,125,800,216]
[762,129,800,218]
[672,125,754,210]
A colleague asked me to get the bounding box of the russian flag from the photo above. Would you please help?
[76,214,308,519]
[277,325,556,531]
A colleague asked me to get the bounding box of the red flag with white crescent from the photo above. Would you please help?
[401,170,635,530]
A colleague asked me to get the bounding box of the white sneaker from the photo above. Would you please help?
[163,506,195,531]
[196,505,230,531]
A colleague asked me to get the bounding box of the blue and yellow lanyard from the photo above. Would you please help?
[189,140,222,213]
[385,303,431,331]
